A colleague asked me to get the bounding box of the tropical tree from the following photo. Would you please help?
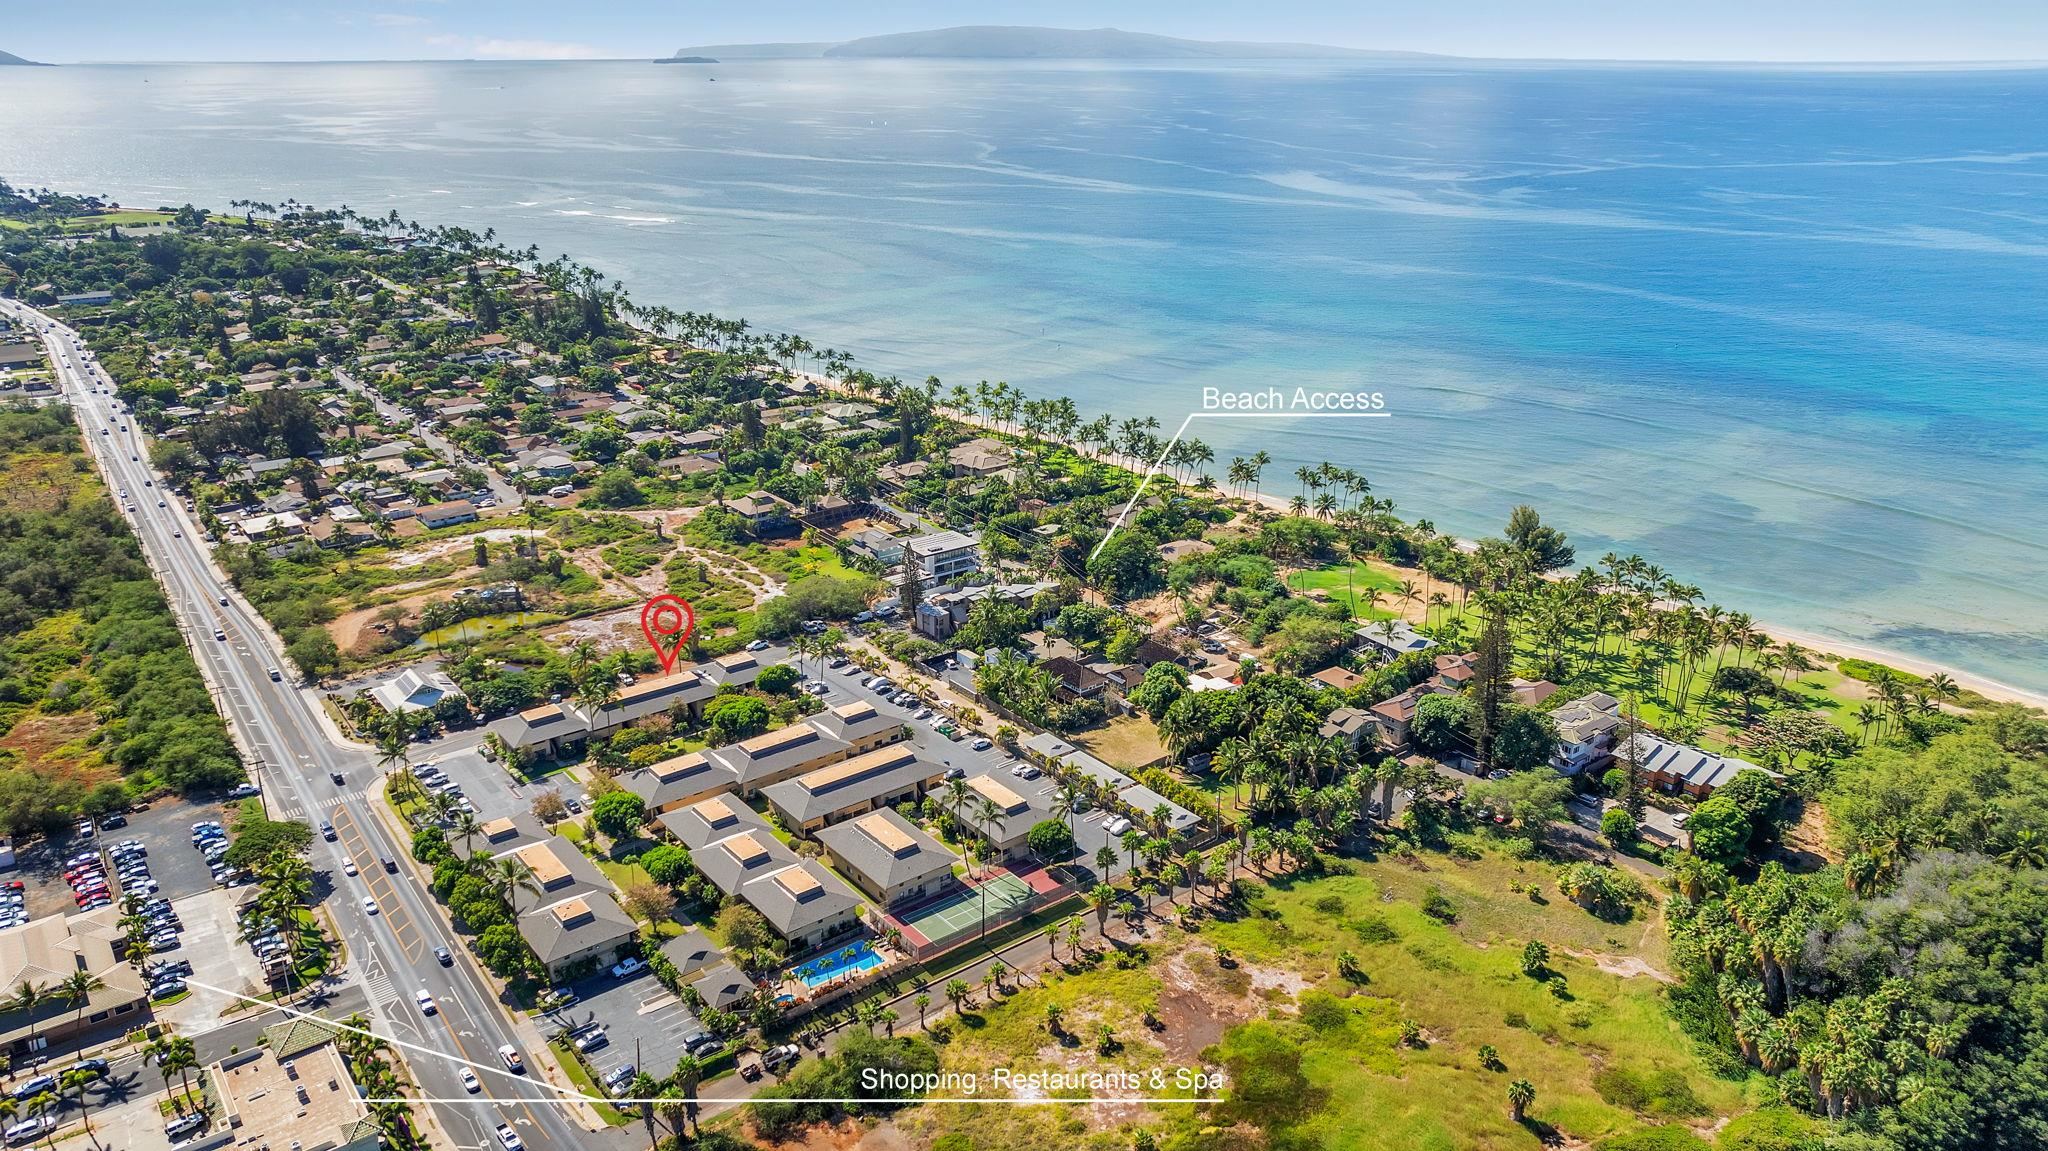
[1507,1079,1536,1123]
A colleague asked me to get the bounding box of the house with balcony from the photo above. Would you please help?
[1625,732,1779,799]
[905,530,980,583]
[1549,692,1624,776]
[728,490,794,536]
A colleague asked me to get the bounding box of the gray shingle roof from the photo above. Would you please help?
[758,746,941,827]
[658,794,778,852]
[740,860,859,939]
[815,809,957,894]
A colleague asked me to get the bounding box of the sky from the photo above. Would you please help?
[8,1,2048,64]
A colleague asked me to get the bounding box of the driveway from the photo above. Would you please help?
[150,888,279,1033]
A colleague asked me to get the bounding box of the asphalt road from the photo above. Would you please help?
[4,302,606,1151]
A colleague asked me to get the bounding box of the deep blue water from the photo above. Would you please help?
[2,60,2045,691]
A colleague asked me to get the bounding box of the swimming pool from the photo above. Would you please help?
[789,940,884,988]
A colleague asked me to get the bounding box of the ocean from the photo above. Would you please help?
[3,59,2045,693]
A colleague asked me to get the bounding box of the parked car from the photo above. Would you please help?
[608,957,646,980]
[5,1118,56,1146]
[163,1113,206,1141]
[573,1028,608,1053]
[761,1044,802,1072]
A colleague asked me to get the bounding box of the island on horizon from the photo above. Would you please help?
[665,24,1447,62]
[0,49,50,66]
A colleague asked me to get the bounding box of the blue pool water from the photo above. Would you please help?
[789,940,885,987]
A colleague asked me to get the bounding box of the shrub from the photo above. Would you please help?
[1421,886,1458,923]
[1025,819,1075,860]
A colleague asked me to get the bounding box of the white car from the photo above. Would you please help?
[1105,817,1134,835]
[362,896,380,915]
[415,989,438,1016]
[609,957,646,980]
[341,858,358,877]
[459,1067,480,1093]
[496,1124,523,1151]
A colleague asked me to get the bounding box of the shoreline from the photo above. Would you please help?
[786,369,2048,712]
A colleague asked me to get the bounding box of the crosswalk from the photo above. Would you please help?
[273,790,373,821]
[362,968,399,1011]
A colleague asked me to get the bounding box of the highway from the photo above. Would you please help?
[1,301,604,1151]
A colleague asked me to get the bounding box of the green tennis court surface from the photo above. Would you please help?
[901,873,1034,941]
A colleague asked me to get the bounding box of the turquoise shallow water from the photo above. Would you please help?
[2,60,2044,690]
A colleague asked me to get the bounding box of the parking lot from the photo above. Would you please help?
[546,967,702,1086]
[1,797,226,925]
[416,743,554,825]
[148,887,280,1031]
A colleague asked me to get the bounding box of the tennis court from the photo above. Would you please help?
[897,873,1035,946]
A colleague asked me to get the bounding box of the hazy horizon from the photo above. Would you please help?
[8,3,2048,65]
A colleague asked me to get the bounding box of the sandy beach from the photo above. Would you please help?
[734,354,2048,716]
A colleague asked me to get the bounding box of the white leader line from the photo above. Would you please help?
[1089,410,1392,562]
[190,978,1215,1107]
[184,979,599,1103]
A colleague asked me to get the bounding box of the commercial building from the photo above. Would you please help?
[369,665,465,714]
[0,908,149,1059]
[209,1017,381,1151]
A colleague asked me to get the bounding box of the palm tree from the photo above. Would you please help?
[23,1090,57,1151]
[10,980,46,1058]
[1094,844,1118,882]
[945,978,971,1014]
[1052,781,1085,844]
[161,1035,198,1106]
[1507,1078,1536,1123]
[914,993,931,1030]
[60,1068,102,1151]
[1091,883,1116,938]
[627,1071,662,1148]
[57,970,103,1042]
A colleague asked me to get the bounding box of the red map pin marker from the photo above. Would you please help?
[639,594,696,674]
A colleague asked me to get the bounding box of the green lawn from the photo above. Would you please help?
[1,210,180,232]
[1288,561,1409,620]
